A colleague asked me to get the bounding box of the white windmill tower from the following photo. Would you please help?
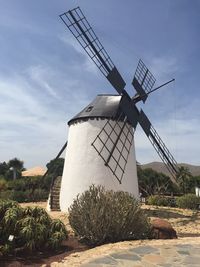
[47,7,178,212]
[59,95,139,211]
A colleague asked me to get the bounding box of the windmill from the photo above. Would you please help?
[47,7,178,212]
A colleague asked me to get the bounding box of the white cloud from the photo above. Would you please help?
[0,76,44,119]
[27,65,60,99]
[0,10,43,35]
[135,116,200,166]
[148,56,179,81]
[59,34,99,75]
[0,66,91,168]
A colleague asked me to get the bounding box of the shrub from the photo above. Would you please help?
[0,201,68,256]
[176,194,200,210]
[7,179,27,191]
[0,190,14,201]
[0,178,7,191]
[31,189,49,202]
[0,188,49,203]
[147,195,169,207]
[0,190,29,202]
[69,185,151,247]
[12,190,29,202]
[1,176,50,203]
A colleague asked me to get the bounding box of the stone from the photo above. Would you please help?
[151,218,177,239]
[143,254,166,265]
[85,256,117,265]
[110,252,141,261]
[129,245,159,255]
[183,256,200,265]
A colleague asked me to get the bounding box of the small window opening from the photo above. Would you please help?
[85,106,93,112]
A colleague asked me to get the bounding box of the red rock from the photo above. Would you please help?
[151,218,177,239]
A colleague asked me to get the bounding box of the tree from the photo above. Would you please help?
[176,166,192,194]
[138,168,174,196]
[7,158,24,180]
[0,162,9,176]
[46,158,64,178]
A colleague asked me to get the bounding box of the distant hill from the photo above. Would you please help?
[141,162,200,177]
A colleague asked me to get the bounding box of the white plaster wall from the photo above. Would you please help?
[46,194,50,211]
[60,119,139,211]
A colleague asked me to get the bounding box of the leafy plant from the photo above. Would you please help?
[1,177,49,203]
[176,194,200,210]
[12,190,29,203]
[50,219,66,233]
[0,201,68,256]
[69,185,151,247]
[0,178,7,191]
[138,168,175,196]
[46,158,64,177]
[147,195,169,206]
[0,190,13,200]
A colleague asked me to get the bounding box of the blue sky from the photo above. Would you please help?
[0,0,200,168]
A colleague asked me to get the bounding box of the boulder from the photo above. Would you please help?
[151,218,177,239]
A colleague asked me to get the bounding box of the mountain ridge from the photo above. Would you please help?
[141,162,200,177]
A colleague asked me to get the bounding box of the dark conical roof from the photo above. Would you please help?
[68,94,124,125]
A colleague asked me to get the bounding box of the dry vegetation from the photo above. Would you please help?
[4,201,198,267]
[20,201,200,238]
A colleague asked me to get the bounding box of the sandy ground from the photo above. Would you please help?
[142,204,200,238]
[12,202,200,266]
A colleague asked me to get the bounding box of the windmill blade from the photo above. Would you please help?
[118,97,178,184]
[91,116,133,184]
[132,59,156,103]
[60,7,126,94]
[139,110,178,183]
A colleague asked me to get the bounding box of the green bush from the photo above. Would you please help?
[0,178,7,191]
[0,176,51,203]
[146,195,177,207]
[147,195,169,206]
[69,185,151,247]
[176,194,200,210]
[31,189,49,202]
[0,190,14,200]
[0,188,49,203]
[7,179,27,191]
[0,200,68,256]
[12,190,29,203]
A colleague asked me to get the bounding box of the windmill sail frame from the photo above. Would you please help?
[92,117,134,184]
[60,6,179,183]
[60,7,126,94]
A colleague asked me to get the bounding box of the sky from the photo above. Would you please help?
[0,0,200,168]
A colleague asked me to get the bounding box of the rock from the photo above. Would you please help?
[151,218,177,239]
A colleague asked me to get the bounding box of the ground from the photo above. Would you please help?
[2,202,200,266]
[142,204,200,238]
